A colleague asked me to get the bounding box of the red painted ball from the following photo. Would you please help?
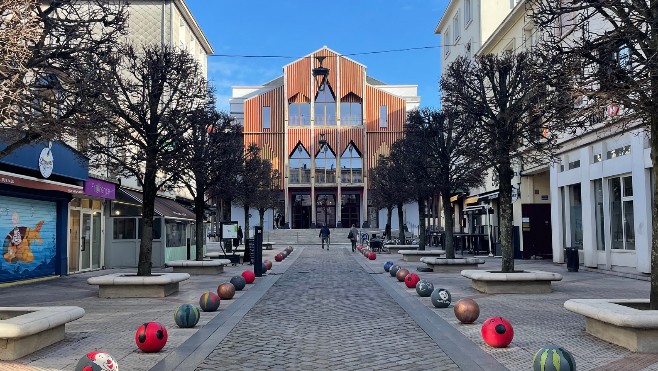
[368,251,376,260]
[481,317,514,348]
[275,254,283,262]
[405,273,420,288]
[135,321,168,353]
[242,270,256,284]
[357,245,363,252]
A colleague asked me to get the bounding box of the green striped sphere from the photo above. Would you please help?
[174,304,200,328]
[532,344,576,371]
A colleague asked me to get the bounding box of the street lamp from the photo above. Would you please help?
[312,56,329,92]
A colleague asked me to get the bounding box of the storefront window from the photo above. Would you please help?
[138,217,162,240]
[111,201,142,217]
[569,184,583,248]
[166,220,187,247]
[113,218,136,239]
[609,175,635,250]
[594,179,605,251]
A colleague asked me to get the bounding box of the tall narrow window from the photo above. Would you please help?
[594,179,605,251]
[444,30,451,57]
[262,106,271,129]
[289,143,311,184]
[379,106,388,128]
[315,144,336,184]
[569,184,583,248]
[464,0,472,25]
[340,143,363,184]
[453,13,460,42]
[315,83,336,125]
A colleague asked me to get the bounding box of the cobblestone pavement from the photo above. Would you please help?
[194,247,465,371]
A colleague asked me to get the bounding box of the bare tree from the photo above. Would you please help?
[528,0,658,308]
[406,108,486,258]
[83,45,207,276]
[0,0,128,158]
[442,53,571,273]
[234,144,273,244]
[369,155,396,239]
[253,169,281,229]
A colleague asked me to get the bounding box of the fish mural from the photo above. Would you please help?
[3,221,44,263]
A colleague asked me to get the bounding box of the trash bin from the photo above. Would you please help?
[565,247,579,272]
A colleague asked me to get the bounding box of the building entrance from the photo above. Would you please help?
[68,198,103,273]
[316,194,336,228]
[292,194,312,229]
[341,194,359,228]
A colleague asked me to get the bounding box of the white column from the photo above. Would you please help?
[550,164,564,263]
[580,146,596,267]
[632,130,651,273]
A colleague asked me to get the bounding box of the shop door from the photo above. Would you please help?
[80,213,92,270]
[341,194,360,228]
[316,194,336,228]
[92,211,102,269]
[521,204,552,259]
[292,195,311,229]
[68,210,81,272]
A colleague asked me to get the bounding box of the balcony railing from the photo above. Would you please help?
[289,169,312,184]
[315,169,336,184]
[340,169,363,184]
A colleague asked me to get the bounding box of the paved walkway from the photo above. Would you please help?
[4,244,658,370]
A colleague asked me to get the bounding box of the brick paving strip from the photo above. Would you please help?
[151,247,507,370]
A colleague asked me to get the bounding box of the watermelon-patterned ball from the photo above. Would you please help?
[431,288,452,308]
[405,273,420,288]
[532,344,576,371]
[275,254,283,262]
[481,317,514,348]
[415,279,434,297]
[199,291,220,312]
[74,351,119,371]
[174,304,200,328]
[242,270,256,284]
[384,261,394,272]
[230,275,246,291]
[135,321,168,353]
[390,265,401,277]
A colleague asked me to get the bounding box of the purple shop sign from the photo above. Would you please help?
[84,179,116,199]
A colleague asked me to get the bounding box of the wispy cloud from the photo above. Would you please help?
[206,59,282,111]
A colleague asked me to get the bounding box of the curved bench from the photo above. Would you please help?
[400,250,445,262]
[0,306,84,360]
[87,273,190,298]
[420,257,485,273]
[461,270,562,294]
[387,245,419,255]
[166,259,231,275]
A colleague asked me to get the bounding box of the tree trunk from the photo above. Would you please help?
[259,208,265,228]
[499,160,515,273]
[243,204,250,242]
[215,197,221,242]
[651,108,658,308]
[386,206,393,239]
[194,192,205,261]
[418,197,426,250]
[442,191,455,259]
[137,159,157,276]
[397,202,405,244]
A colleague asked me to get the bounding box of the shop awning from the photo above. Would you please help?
[464,196,479,205]
[118,188,196,221]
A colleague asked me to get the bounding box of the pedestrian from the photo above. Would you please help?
[385,223,391,240]
[237,226,243,246]
[319,224,330,250]
[349,224,359,252]
[275,213,281,229]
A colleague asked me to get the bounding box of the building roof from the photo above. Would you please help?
[283,46,366,69]
[174,0,213,54]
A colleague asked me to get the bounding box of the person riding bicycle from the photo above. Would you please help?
[349,224,359,252]
[319,224,331,250]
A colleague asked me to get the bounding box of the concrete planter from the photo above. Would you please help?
[166,259,231,275]
[461,270,562,294]
[400,250,445,262]
[87,272,190,298]
[387,245,419,255]
[420,257,485,273]
[565,299,658,352]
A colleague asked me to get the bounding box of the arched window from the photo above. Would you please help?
[340,93,362,126]
[314,82,336,125]
[340,142,363,184]
[289,143,311,184]
[315,142,336,183]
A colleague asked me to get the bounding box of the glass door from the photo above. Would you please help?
[80,213,92,270]
[92,211,102,269]
[68,210,81,273]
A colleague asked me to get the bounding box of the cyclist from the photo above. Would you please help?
[319,224,331,250]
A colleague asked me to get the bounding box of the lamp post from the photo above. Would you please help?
[312,56,329,92]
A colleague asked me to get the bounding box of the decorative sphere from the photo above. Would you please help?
[174,304,200,328]
[217,282,236,300]
[275,254,283,262]
[135,321,167,353]
[357,245,363,251]
[532,344,576,371]
[481,317,514,348]
[431,288,452,308]
[281,251,288,258]
[230,275,247,291]
[264,260,273,270]
[390,265,401,277]
[242,270,256,284]
[384,261,394,272]
[404,273,420,288]
[416,280,434,297]
[396,268,410,282]
[286,246,293,253]
[199,291,220,312]
[262,262,267,272]
[454,299,480,323]
[74,351,119,371]
[368,251,377,260]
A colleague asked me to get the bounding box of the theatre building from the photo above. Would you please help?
[230,47,419,229]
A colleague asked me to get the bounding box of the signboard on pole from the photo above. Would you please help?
[220,221,238,239]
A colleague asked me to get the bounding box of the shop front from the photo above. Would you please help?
[0,140,88,283]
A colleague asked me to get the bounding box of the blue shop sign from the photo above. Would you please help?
[0,140,88,181]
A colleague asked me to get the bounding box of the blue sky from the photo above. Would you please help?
[185,0,449,112]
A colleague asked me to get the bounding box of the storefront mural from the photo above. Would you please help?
[0,196,57,282]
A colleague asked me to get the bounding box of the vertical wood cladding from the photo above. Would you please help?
[339,127,364,154]
[365,85,406,171]
[312,49,338,98]
[244,86,284,187]
[339,58,363,99]
[286,128,312,155]
[285,57,310,102]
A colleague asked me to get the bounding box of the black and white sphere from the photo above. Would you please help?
[230,275,246,291]
[389,265,401,277]
[430,288,452,308]
[415,279,434,297]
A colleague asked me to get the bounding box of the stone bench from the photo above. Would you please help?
[400,250,445,262]
[387,245,419,255]
[166,259,231,275]
[206,251,244,265]
[0,306,85,360]
[263,242,274,250]
[87,273,190,298]
[461,270,562,294]
[420,257,485,273]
